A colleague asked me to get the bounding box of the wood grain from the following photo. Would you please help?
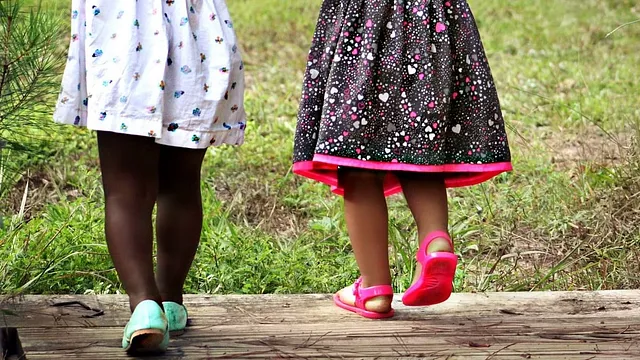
[1,291,639,359]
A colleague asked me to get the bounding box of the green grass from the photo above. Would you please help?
[0,0,638,295]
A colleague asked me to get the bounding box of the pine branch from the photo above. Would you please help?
[0,2,15,100]
[0,0,64,164]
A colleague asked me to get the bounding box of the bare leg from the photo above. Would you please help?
[155,146,207,305]
[397,172,452,286]
[97,132,161,312]
[336,168,392,313]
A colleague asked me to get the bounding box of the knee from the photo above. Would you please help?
[158,172,201,198]
[104,180,158,210]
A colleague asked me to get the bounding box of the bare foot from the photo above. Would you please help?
[336,283,393,314]
[411,237,454,286]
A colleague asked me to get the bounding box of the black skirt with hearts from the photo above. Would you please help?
[293,0,512,196]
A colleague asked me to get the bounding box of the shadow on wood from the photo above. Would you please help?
[0,327,26,360]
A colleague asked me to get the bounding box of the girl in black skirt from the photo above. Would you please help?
[293,0,512,318]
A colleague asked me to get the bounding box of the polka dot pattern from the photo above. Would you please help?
[293,0,512,191]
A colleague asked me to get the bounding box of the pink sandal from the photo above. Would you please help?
[333,277,395,319]
[402,231,458,306]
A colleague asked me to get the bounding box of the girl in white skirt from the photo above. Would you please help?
[54,0,245,354]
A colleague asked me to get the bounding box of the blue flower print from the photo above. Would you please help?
[192,108,201,116]
[174,91,185,98]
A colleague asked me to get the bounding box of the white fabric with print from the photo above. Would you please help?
[54,0,246,149]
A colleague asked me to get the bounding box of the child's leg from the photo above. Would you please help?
[336,168,392,313]
[97,132,161,312]
[155,146,207,304]
[396,173,453,285]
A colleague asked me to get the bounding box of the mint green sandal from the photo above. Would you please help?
[163,301,188,335]
[122,300,169,355]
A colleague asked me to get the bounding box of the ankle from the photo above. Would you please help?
[129,294,163,312]
[157,283,184,305]
[160,293,184,305]
[360,276,392,289]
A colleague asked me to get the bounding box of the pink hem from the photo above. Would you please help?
[293,154,512,197]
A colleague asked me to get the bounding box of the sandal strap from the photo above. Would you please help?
[353,277,394,309]
[417,230,453,263]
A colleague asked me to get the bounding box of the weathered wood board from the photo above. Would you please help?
[1,291,639,359]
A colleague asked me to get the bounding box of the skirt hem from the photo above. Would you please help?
[54,107,245,149]
[293,154,512,197]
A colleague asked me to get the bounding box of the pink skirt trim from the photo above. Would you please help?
[293,154,513,197]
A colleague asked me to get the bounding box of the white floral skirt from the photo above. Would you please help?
[54,0,246,149]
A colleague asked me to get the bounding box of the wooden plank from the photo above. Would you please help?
[3,291,639,328]
[1,291,639,359]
